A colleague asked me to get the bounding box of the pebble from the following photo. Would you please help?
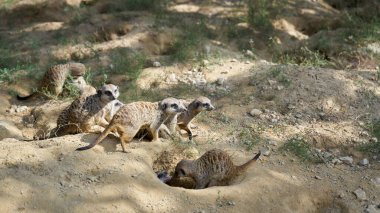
[331,158,342,164]
[373,177,380,185]
[216,77,226,86]
[353,188,367,201]
[315,175,322,180]
[365,205,380,213]
[370,137,378,143]
[166,73,177,83]
[152,61,161,67]
[339,156,353,165]
[268,141,277,146]
[245,61,250,64]
[245,50,254,57]
[260,147,271,156]
[231,58,237,62]
[359,158,369,166]
[268,79,276,85]
[249,109,263,117]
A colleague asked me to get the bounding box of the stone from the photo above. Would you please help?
[353,188,367,201]
[260,147,271,156]
[249,109,262,117]
[166,73,177,83]
[372,177,380,185]
[152,61,161,67]
[370,137,378,143]
[231,58,237,62]
[315,175,322,180]
[15,106,28,113]
[216,77,226,86]
[339,156,353,165]
[268,141,277,146]
[245,50,254,57]
[0,120,24,141]
[268,79,276,85]
[359,158,369,166]
[365,205,380,213]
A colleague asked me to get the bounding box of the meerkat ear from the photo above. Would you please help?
[195,101,201,108]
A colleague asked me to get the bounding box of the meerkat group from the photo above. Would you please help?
[19,62,260,190]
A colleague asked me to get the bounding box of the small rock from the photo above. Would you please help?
[226,201,235,206]
[166,73,177,83]
[337,191,345,198]
[268,141,277,146]
[245,50,254,57]
[359,158,369,166]
[249,109,262,117]
[15,106,28,113]
[295,114,302,119]
[202,59,209,65]
[370,137,378,143]
[268,79,276,85]
[152,61,161,67]
[216,77,226,86]
[270,118,278,123]
[315,175,322,180]
[323,152,333,159]
[231,58,237,62]
[260,147,270,156]
[353,188,367,201]
[87,176,98,182]
[365,205,380,213]
[277,85,284,91]
[0,120,24,140]
[372,177,380,185]
[339,156,353,165]
[245,61,250,64]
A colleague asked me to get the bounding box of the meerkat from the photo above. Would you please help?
[17,62,87,100]
[45,84,120,138]
[170,149,261,189]
[76,97,187,152]
[176,96,214,140]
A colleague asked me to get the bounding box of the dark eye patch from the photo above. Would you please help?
[180,169,186,176]
[171,103,178,109]
[203,103,209,107]
[105,91,112,96]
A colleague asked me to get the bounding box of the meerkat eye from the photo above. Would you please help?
[105,91,112,96]
[203,103,209,107]
[171,103,178,109]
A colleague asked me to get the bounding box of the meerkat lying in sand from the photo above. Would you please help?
[40,84,120,138]
[76,97,187,152]
[168,149,261,189]
[17,62,87,100]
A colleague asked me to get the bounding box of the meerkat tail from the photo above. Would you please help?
[237,151,261,172]
[16,92,36,100]
[76,124,115,151]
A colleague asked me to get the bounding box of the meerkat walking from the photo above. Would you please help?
[17,62,87,100]
[76,97,187,152]
[44,84,120,138]
[170,149,261,189]
[176,96,214,140]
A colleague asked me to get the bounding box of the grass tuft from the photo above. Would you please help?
[280,136,320,163]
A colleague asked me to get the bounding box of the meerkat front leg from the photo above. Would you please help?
[178,123,193,140]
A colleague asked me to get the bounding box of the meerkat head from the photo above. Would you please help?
[173,159,193,179]
[193,96,215,112]
[68,62,86,77]
[97,84,120,103]
[158,97,187,114]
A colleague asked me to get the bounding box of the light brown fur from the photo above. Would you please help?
[169,149,261,189]
[176,96,214,140]
[17,62,87,100]
[41,84,120,139]
[76,97,187,152]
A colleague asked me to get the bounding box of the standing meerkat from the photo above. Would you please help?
[76,97,187,152]
[169,149,261,189]
[17,62,87,100]
[46,84,120,138]
[176,96,214,140]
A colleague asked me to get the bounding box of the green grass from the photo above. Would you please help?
[0,64,37,84]
[275,47,332,67]
[358,120,380,154]
[247,0,272,30]
[280,136,320,163]
[109,47,145,80]
[238,126,262,151]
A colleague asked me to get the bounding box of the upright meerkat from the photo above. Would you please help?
[169,149,261,189]
[46,84,120,138]
[176,96,214,140]
[17,62,87,100]
[76,97,187,152]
